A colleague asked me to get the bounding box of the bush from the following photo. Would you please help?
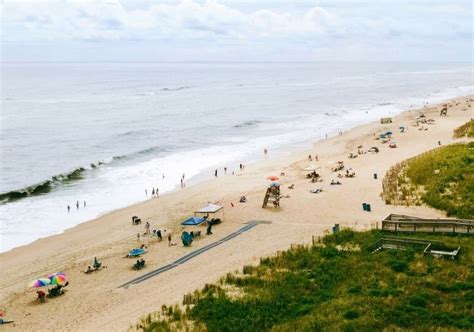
[343,310,359,320]
[137,231,474,331]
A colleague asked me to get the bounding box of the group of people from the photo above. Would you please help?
[133,258,146,270]
[67,200,86,212]
[307,154,319,161]
[145,187,159,197]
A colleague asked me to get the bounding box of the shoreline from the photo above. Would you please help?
[0,89,461,254]
[0,94,472,331]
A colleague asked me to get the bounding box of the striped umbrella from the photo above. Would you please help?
[29,278,51,288]
[48,272,68,285]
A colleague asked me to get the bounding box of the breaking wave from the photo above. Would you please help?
[0,145,166,204]
[234,120,262,128]
[0,167,87,204]
[161,86,192,92]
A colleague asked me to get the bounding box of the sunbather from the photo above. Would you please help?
[37,290,46,303]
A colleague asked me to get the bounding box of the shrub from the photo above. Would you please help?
[343,310,359,320]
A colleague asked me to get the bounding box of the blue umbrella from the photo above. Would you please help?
[127,248,146,257]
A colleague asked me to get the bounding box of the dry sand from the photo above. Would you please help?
[0,96,472,331]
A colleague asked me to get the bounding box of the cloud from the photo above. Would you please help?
[1,0,472,61]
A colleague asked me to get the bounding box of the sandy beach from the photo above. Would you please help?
[0,96,472,331]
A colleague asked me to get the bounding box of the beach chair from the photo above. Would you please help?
[133,259,145,270]
[181,231,193,247]
[93,257,102,270]
[132,216,141,225]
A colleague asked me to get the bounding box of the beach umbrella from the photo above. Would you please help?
[48,272,68,285]
[29,278,51,288]
[266,175,279,181]
[127,248,146,257]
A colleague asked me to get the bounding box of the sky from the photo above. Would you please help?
[1,0,473,62]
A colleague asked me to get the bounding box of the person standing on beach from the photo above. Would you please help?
[264,148,268,155]
[76,200,79,209]
[168,233,172,246]
[214,169,218,177]
[83,201,86,208]
[67,205,70,213]
[239,163,242,171]
[145,189,148,197]
[156,187,159,197]
[224,167,227,174]
[151,188,155,196]
[162,173,165,179]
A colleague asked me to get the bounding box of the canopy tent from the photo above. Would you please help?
[181,217,207,226]
[194,203,225,221]
[301,164,320,172]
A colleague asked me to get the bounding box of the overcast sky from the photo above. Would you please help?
[2,0,473,62]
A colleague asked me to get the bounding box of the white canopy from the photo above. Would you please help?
[195,203,223,214]
[301,164,320,172]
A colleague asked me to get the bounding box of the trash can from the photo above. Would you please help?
[366,204,371,212]
[332,224,340,234]
[362,203,367,211]
[373,173,378,179]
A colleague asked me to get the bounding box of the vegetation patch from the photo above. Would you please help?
[454,120,474,138]
[133,230,473,331]
[382,143,474,219]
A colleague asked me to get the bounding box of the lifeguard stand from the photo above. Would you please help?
[262,184,280,208]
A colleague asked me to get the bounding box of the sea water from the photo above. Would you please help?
[1,62,473,252]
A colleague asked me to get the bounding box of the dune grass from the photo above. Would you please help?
[134,230,474,331]
[382,142,474,219]
[454,120,474,138]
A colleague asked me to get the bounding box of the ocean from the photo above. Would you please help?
[1,61,473,252]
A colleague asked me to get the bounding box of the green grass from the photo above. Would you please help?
[134,230,474,331]
[382,142,474,219]
[454,120,474,138]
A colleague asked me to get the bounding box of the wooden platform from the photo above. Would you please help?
[382,214,473,235]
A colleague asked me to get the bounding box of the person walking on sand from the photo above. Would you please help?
[156,187,159,197]
[145,222,150,235]
[76,200,79,209]
[214,169,218,177]
[168,233,172,246]
[151,188,155,196]
[67,205,70,213]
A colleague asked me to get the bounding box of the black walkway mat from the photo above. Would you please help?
[119,223,259,288]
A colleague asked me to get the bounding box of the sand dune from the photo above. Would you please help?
[0,96,472,331]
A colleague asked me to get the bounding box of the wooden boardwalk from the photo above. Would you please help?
[382,214,473,235]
